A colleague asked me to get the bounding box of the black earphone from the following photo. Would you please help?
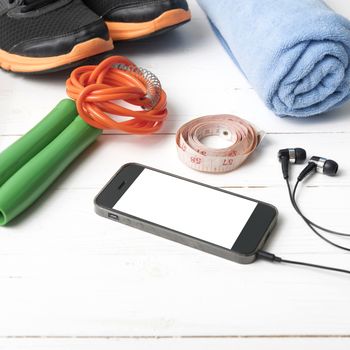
[297,155,338,181]
[258,148,349,276]
[278,147,338,180]
[278,148,307,179]
[278,148,343,237]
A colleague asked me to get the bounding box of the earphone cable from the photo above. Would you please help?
[285,179,350,252]
[257,251,350,275]
[292,180,350,237]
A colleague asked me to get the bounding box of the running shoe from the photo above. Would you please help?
[83,0,191,41]
[0,0,114,73]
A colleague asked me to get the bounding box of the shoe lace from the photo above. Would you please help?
[8,0,58,12]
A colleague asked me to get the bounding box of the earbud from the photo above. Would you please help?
[278,148,307,179]
[298,156,339,181]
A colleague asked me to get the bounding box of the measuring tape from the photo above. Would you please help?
[176,115,264,173]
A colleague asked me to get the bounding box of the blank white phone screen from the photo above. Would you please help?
[113,169,258,249]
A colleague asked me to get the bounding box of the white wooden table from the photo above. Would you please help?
[1,1,350,349]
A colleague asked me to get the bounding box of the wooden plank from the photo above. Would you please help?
[1,71,350,135]
[1,133,348,189]
[1,337,350,350]
[0,186,349,336]
[1,0,350,346]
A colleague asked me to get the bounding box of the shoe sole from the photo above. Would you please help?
[106,8,191,41]
[0,37,113,73]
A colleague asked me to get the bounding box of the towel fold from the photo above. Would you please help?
[197,0,350,117]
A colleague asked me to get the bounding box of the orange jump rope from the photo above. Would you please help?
[67,55,168,133]
[0,56,168,225]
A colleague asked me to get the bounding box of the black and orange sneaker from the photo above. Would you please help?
[0,0,113,73]
[83,0,191,41]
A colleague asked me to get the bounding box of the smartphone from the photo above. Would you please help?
[95,163,278,264]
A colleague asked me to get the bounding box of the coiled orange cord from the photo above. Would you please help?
[66,56,168,134]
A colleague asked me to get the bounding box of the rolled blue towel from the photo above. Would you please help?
[197,0,350,117]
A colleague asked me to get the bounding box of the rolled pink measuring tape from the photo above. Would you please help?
[176,115,264,173]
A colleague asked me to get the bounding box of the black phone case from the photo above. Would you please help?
[94,163,278,264]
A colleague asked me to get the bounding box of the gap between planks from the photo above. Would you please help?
[1,131,350,137]
[2,335,350,339]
